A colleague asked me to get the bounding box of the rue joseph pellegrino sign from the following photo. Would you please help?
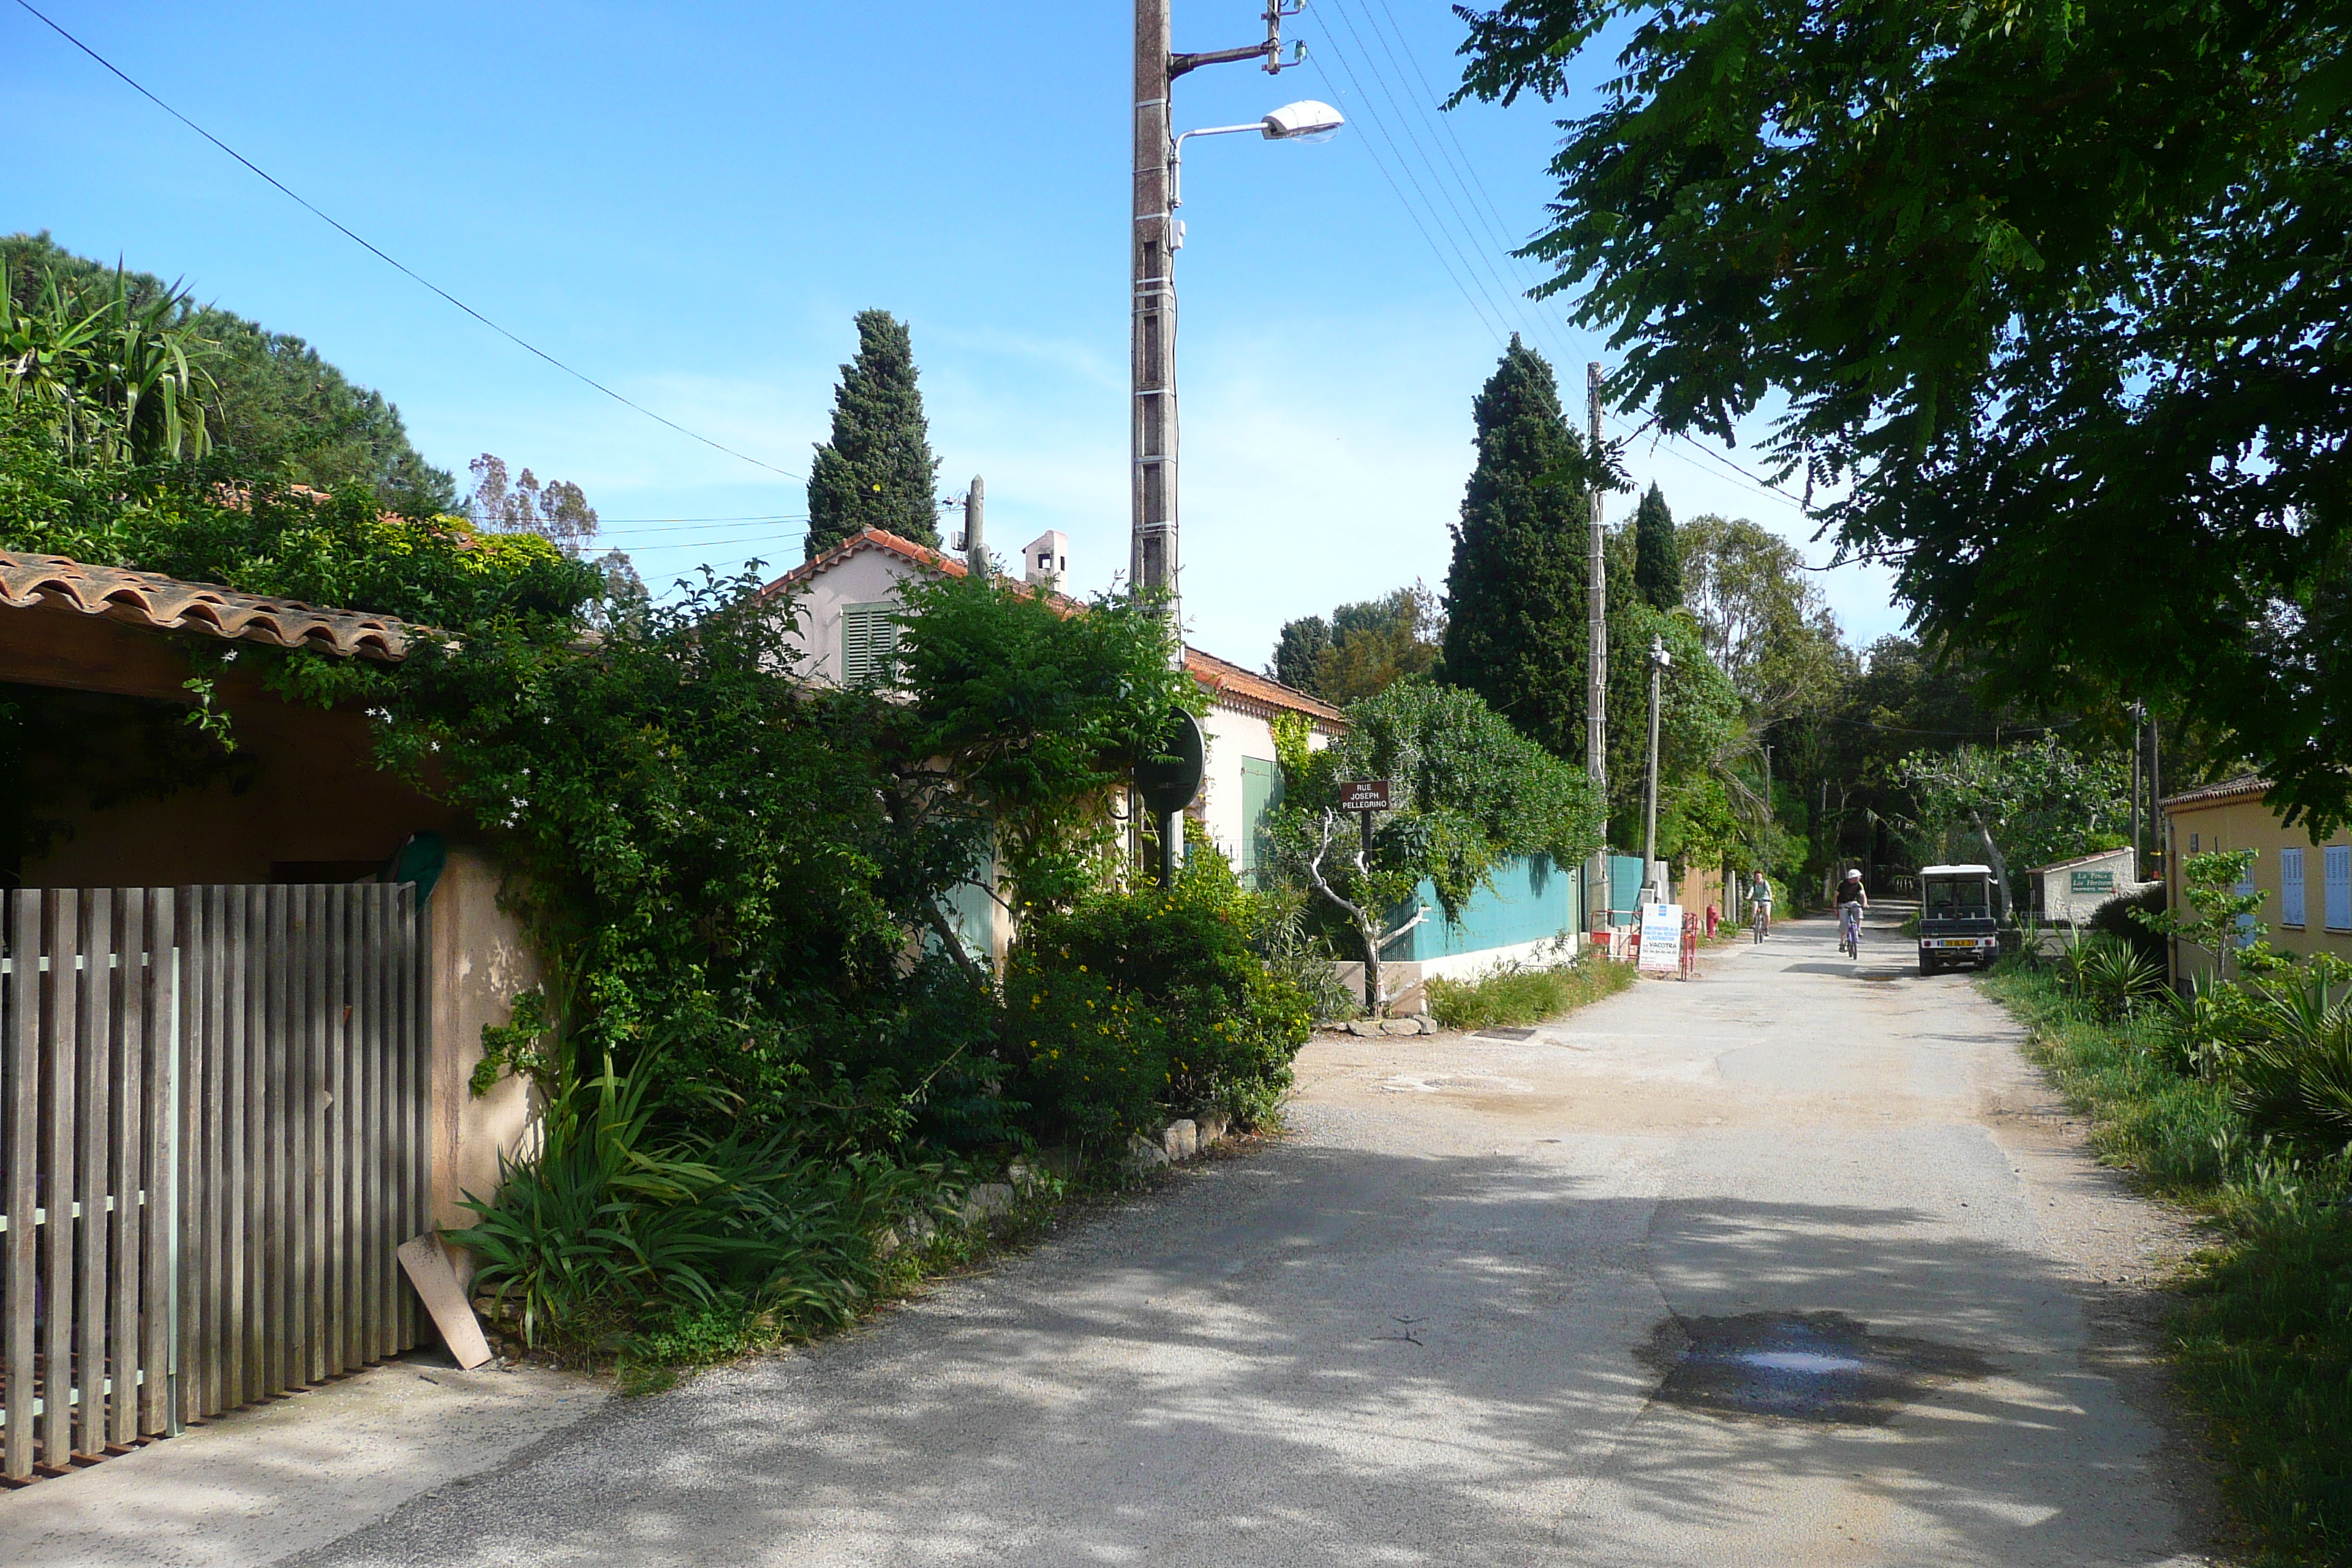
[1338,780,1392,813]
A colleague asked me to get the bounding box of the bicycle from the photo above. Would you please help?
[1839,902,1863,959]
[1750,902,1771,943]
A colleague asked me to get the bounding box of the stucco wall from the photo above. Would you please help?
[772,547,922,686]
[2166,792,2352,981]
[426,845,544,1229]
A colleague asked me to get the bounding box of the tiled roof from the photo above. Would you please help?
[1181,644,1346,729]
[0,552,412,660]
[2160,773,2271,811]
[755,527,1086,615]
[764,527,1349,730]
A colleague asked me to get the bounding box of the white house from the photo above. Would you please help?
[756,526,1343,933]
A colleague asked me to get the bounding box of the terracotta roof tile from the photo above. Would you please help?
[0,552,412,660]
[1181,644,1346,728]
[2160,772,2272,810]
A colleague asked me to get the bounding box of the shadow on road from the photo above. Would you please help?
[294,1139,2178,1567]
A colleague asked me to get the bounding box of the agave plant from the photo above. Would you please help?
[2229,974,2352,1153]
[1,260,215,462]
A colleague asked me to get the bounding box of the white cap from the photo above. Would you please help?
[1846,868,1863,878]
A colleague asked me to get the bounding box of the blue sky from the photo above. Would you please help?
[1,0,1905,666]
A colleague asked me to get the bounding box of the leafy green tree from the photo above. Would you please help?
[1630,483,1680,611]
[1271,614,1331,692]
[1270,678,1602,1012]
[804,309,941,559]
[1440,336,1613,759]
[1454,1,2352,828]
[1602,598,1744,869]
[1893,734,2132,912]
[1269,584,1441,704]
[2,232,454,509]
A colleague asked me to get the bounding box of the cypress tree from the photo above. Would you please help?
[1439,336,1606,760]
[804,309,942,559]
[1272,614,1333,693]
[1632,482,1682,609]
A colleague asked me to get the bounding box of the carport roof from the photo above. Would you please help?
[0,551,412,660]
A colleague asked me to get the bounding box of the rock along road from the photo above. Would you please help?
[294,911,2212,1567]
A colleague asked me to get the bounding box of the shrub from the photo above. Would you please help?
[453,1065,929,1362]
[2089,882,2167,968]
[1426,949,1632,1031]
[1006,847,1311,1143]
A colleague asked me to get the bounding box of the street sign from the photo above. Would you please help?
[1134,710,1206,814]
[1338,779,1392,813]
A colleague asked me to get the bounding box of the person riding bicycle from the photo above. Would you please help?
[1747,872,1774,942]
[1835,868,1869,955]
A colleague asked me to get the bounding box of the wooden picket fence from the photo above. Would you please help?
[0,883,429,1482]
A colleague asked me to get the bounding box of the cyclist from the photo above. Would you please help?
[1835,868,1869,957]
[1747,872,1774,943]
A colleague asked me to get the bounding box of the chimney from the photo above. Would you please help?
[1023,530,1069,593]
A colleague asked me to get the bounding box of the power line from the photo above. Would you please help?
[12,0,805,486]
[1303,28,1513,345]
[1319,1,1555,355]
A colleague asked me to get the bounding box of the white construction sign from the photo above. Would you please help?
[1637,902,1684,972]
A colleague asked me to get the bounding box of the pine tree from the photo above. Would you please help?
[1632,482,1682,610]
[1439,337,1607,760]
[804,310,942,559]
[1272,615,1332,692]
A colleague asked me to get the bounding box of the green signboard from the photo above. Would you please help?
[2070,869,2117,895]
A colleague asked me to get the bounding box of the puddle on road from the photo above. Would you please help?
[1640,1311,1989,1425]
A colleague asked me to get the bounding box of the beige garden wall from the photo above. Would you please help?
[426,845,544,1230]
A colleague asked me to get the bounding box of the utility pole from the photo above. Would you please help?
[1642,634,1670,899]
[1132,1,1300,635]
[1131,1,1306,884]
[963,474,986,572]
[2128,700,2144,881]
[2148,708,2163,881]
[1586,361,1610,933]
[1132,0,1179,627]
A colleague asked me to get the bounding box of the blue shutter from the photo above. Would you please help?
[2326,845,2352,932]
[2283,848,2307,928]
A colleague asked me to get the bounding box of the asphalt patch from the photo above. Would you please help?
[1474,1027,1540,1041]
[1639,1311,1989,1425]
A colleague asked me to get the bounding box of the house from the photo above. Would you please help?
[757,527,1346,924]
[2160,773,2352,979]
[2027,846,2152,928]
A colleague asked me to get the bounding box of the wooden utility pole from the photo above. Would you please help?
[964,474,986,571]
[1586,361,1610,932]
[1586,362,1607,791]
[1132,0,1178,627]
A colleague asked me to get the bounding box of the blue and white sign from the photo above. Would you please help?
[1637,902,1684,971]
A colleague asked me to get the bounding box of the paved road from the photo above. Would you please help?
[291,912,2207,1567]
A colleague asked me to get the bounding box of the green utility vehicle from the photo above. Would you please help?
[1918,864,2000,974]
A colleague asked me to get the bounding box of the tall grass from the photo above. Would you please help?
[1986,965,2352,1564]
[1426,951,1634,1031]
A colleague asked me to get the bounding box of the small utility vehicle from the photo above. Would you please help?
[1918,864,2000,974]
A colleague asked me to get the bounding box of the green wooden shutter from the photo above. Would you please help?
[1241,758,1281,884]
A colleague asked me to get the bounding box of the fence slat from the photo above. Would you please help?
[5,892,37,1480]
[140,890,170,1436]
[73,891,113,1455]
[109,889,142,1447]
[400,883,423,1351]
[42,891,77,1469]
[305,885,328,1385]
[227,885,253,1411]
[324,886,349,1379]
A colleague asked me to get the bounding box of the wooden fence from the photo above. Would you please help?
[0,883,429,1482]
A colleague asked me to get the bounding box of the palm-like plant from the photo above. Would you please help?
[1,261,216,462]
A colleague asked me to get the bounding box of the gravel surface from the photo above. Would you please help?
[76,909,2219,1567]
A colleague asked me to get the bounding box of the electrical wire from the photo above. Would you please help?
[12,0,805,486]
[1319,0,1556,355]
[1301,27,1515,344]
